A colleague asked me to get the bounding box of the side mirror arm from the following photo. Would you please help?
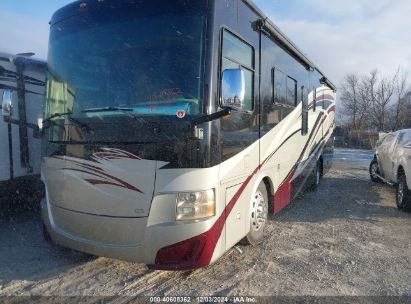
[190,107,231,126]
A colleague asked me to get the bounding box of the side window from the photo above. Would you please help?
[272,68,286,104]
[272,68,297,107]
[399,132,411,145]
[222,30,255,111]
[381,134,395,148]
[286,76,297,106]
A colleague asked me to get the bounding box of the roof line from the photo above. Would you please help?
[242,0,336,91]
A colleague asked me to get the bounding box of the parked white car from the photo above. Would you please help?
[370,129,411,211]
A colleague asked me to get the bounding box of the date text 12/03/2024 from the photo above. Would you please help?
[149,296,257,303]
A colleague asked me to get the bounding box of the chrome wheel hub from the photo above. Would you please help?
[251,191,267,232]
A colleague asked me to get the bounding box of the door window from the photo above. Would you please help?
[221,30,255,112]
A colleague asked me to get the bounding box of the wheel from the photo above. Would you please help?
[241,182,269,245]
[396,174,411,211]
[310,160,322,191]
[42,224,55,245]
[369,159,382,183]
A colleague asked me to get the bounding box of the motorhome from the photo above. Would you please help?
[41,0,336,270]
[0,52,46,199]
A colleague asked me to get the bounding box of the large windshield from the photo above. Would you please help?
[46,0,207,118]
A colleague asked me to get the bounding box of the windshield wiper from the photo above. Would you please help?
[81,107,134,113]
[42,112,93,131]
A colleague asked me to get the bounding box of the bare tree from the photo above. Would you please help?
[358,70,378,130]
[339,67,411,148]
[391,68,409,130]
[404,92,411,128]
[340,74,361,130]
[369,70,398,131]
[340,67,411,131]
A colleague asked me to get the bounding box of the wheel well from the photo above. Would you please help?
[262,177,274,214]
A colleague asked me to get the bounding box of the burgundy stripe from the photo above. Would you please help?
[63,163,144,194]
[273,169,295,214]
[317,94,335,101]
[62,168,109,181]
[85,179,132,189]
[54,157,103,171]
[154,166,261,269]
[95,149,141,160]
[309,99,332,108]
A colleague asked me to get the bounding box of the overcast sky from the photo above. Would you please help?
[1,0,410,88]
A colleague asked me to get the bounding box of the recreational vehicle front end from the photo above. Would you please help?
[41,0,336,270]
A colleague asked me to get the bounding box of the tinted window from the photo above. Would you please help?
[398,132,411,145]
[222,30,254,111]
[273,68,286,104]
[273,68,297,107]
[287,76,297,106]
[222,31,253,68]
[382,134,395,146]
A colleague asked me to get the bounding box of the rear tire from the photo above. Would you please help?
[396,174,411,211]
[310,160,322,191]
[241,182,268,245]
[369,159,382,183]
[42,224,55,245]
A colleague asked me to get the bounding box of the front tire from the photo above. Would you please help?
[42,224,55,245]
[396,174,411,211]
[242,182,269,245]
[370,159,382,183]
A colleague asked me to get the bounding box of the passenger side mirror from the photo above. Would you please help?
[2,90,13,117]
[221,69,245,111]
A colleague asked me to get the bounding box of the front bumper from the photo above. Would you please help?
[41,195,219,269]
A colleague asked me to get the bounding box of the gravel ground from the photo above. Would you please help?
[0,148,410,298]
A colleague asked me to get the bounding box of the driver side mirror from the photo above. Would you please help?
[2,90,13,117]
[221,69,245,111]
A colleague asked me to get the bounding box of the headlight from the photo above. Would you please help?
[176,189,215,221]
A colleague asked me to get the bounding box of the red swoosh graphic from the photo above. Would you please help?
[56,149,144,194]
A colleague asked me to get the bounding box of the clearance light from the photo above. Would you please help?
[176,189,215,221]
